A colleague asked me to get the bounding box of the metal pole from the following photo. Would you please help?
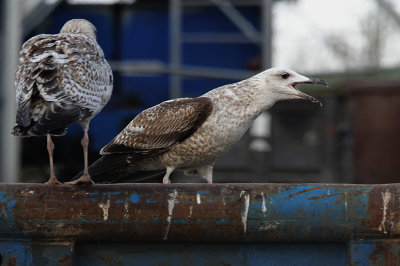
[169,0,182,99]
[0,0,21,182]
[261,0,272,68]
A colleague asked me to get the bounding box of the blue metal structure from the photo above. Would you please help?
[0,183,399,265]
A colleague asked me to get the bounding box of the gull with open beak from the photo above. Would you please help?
[71,67,328,184]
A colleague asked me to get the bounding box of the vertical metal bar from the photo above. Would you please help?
[261,0,272,68]
[169,0,182,99]
[257,0,273,164]
[0,0,21,182]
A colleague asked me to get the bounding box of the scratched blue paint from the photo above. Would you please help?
[86,192,99,196]
[207,199,217,203]
[0,192,17,231]
[349,241,377,265]
[130,194,140,203]
[196,190,209,194]
[172,218,188,224]
[102,192,121,196]
[245,185,372,237]
[0,241,33,265]
[215,218,228,225]
[146,199,158,203]
[114,200,123,203]
[76,219,118,224]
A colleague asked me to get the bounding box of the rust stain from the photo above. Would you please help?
[369,243,399,266]
[306,191,360,203]
[59,253,71,266]
[282,187,324,200]
[6,256,17,266]
[361,186,400,237]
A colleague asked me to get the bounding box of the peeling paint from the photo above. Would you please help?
[240,191,250,235]
[164,189,178,240]
[124,201,129,219]
[189,205,193,217]
[196,194,201,204]
[259,222,279,231]
[261,192,267,213]
[98,199,111,221]
[378,190,391,234]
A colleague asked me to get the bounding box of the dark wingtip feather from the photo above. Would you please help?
[71,154,165,183]
[29,103,90,136]
[71,154,134,183]
[11,125,29,137]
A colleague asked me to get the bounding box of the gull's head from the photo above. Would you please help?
[60,19,97,40]
[256,68,327,106]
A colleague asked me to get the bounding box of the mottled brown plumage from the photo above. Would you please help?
[11,19,113,185]
[101,97,212,157]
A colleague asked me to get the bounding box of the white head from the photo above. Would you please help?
[253,68,327,106]
[60,19,97,40]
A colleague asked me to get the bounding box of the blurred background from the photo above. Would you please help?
[0,0,399,184]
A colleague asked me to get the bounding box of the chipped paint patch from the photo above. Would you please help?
[261,192,267,213]
[98,199,111,221]
[164,189,178,240]
[259,221,279,231]
[102,192,120,196]
[378,190,391,234]
[189,205,193,217]
[130,193,140,203]
[196,193,201,204]
[240,191,250,235]
[124,201,129,219]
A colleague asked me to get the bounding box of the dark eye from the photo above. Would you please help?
[281,73,290,79]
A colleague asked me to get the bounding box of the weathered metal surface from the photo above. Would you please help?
[349,240,400,266]
[0,183,399,241]
[73,242,347,266]
[1,183,400,265]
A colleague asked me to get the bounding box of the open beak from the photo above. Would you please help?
[290,78,328,106]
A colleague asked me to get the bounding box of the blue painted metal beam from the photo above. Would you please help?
[0,183,399,265]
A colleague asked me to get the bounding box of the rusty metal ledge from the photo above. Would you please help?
[0,183,399,242]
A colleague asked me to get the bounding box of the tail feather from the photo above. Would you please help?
[71,154,165,183]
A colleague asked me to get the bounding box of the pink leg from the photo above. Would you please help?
[65,130,94,185]
[45,134,61,185]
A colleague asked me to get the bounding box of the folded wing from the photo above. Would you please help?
[100,97,213,159]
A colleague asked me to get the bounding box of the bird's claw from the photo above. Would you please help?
[64,174,95,185]
[45,176,62,185]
